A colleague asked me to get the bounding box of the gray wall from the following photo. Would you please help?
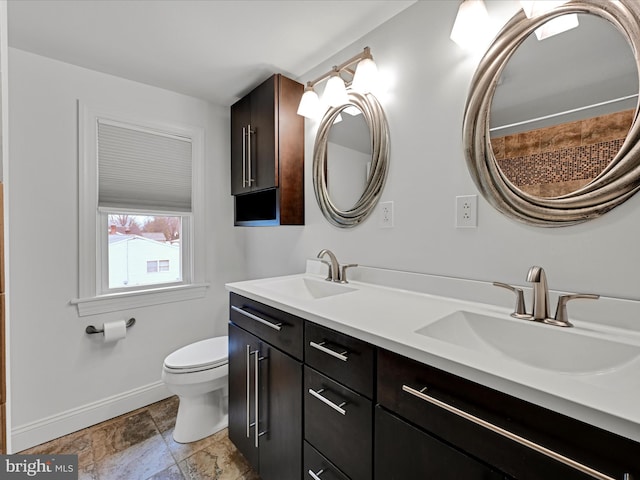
[240,1,640,301]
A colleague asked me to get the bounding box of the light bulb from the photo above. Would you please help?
[297,86,322,119]
[450,0,493,51]
[352,57,379,94]
[323,71,349,107]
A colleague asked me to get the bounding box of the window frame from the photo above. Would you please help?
[73,102,207,316]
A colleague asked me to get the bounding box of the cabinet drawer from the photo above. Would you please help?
[304,441,350,480]
[375,406,506,479]
[377,348,640,480]
[305,366,372,480]
[230,293,303,360]
[305,322,374,398]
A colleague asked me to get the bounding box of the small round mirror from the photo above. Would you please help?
[313,92,390,228]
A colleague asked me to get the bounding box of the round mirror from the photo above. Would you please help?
[313,91,390,228]
[464,0,640,226]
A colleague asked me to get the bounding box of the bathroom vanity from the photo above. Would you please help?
[227,267,640,480]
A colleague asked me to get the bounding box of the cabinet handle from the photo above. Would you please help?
[245,345,251,438]
[231,305,282,331]
[402,385,616,480]
[308,469,325,480]
[253,348,259,448]
[247,124,254,186]
[246,348,267,448]
[242,126,247,188]
[309,341,349,362]
[308,388,347,415]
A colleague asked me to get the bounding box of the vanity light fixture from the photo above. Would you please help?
[296,47,379,119]
[450,0,493,50]
[520,1,579,40]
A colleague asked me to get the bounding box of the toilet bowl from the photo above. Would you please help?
[162,336,229,443]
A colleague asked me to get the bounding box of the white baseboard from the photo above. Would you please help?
[10,381,172,453]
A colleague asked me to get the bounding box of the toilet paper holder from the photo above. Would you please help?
[86,318,136,335]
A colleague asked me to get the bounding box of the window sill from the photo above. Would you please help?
[71,283,209,317]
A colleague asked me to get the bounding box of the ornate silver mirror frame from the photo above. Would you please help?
[463,0,640,226]
[313,91,390,228]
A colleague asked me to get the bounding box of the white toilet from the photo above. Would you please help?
[161,336,229,443]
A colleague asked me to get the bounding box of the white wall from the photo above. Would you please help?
[241,0,640,302]
[7,48,247,451]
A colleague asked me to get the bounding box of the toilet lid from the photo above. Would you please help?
[164,336,228,370]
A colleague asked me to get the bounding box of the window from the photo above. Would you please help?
[74,103,206,316]
[108,214,181,289]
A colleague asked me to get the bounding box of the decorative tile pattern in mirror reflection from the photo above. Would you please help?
[492,110,632,197]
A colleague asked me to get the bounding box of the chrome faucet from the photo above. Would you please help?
[526,266,550,322]
[494,266,600,327]
[317,249,340,282]
[316,249,358,283]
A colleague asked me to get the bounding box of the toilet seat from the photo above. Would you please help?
[164,337,228,374]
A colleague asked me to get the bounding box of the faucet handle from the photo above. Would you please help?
[547,293,600,328]
[339,264,358,284]
[493,282,530,319]
[319,260,334,282]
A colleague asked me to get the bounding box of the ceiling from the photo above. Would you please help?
[7,0,416,106]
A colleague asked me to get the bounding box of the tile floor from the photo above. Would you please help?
[19,396,260,480]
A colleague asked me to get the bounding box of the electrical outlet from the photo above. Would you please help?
[455,195,477,228]
[379,201,394,228]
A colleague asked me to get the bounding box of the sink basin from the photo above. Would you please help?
[258,276,356,300]
[416,310,640,374]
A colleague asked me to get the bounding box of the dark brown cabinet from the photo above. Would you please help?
[230,74,304,226]
[304,322,374,480]
[228,297,303,480]
[228,293,640,480]
[377,348,640,480]
[375,406,507,480]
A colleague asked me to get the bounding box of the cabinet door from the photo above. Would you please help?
[258,341,302,480]
[250,75,277,192]
[230,94,252,195]
[229,322,302,480]
[376,406,507,480]
[228,323,260,469]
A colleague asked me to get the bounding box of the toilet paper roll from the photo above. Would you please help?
[103,320,127,342]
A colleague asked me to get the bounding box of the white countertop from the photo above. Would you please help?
[226,266,640,443]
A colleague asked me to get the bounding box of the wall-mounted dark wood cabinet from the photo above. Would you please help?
[231,74,304,226]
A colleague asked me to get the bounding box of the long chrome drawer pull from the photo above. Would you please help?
[309,341,348,362]
[245,345,251,438]
[231,305,282,331]
[308,388,347,415]
[402,385,616,480]
[254,349,260,448]
[308,468,325,480]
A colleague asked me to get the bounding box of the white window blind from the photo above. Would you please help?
[97,120,193,212]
